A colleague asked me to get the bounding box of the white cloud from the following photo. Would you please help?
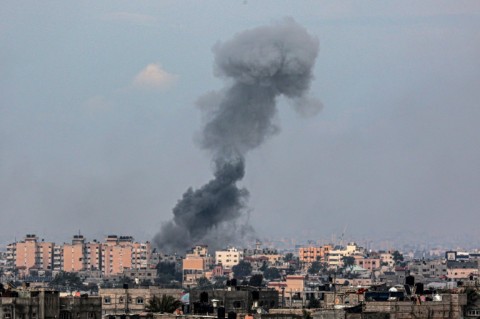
[132,63,178,90]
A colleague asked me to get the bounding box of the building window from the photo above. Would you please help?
[137,297,144,304]
[104,297,111,304]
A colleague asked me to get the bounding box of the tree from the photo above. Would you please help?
[284,253,294,262]
[196,277,211,289]
[259,261,268,272]
[50,272,85,291]
[286,264,296,275]
[392,251,404,264]
[263,267,281,280]
[156,261,182,285]
[232,261,252,279]
[342,256,355,270]
[249,274,263,287]
[213,276,227,288]
[157,262,176,276]
[146,295,182,313]
[308,261,322,274]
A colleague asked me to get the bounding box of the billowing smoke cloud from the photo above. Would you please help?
[155,18,321,253]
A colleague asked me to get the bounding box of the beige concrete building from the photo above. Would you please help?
[99,287,183,316]
[355,257,381,271]
[215,247,243,269]
[182,245,213,287]
[379,251,395,267]
[327,242,363,268]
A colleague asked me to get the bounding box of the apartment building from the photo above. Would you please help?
[6,234,55,273]
[215,247,243,269]
[63,235,86,272]
[446,260,478,280]
[101,236,153,276]
[379,251,395,267]
[299,245,332,263]
[327,242,364,268]
[86,241,102,271]
[6,234,152,277]
[356,257,381,271]
[182,245,213,287]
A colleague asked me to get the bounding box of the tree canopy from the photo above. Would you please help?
[156,261,182,285]
[392,251,404,263]
[50,272,85,291]
[342,256,355,269]
[196,277,211,289]
[146,295,182,313]
[307,261,323,274]
[263,267,281,280]
[249,274,263,287]
[232,261,252,279]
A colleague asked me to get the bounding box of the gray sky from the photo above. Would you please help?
[1,1,480,246]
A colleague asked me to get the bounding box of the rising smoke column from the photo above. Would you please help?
[155,18,321,253]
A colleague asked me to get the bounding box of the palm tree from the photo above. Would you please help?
[146,294,182,313]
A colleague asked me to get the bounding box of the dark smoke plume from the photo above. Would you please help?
[155,18,321,253]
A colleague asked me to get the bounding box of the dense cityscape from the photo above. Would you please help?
[1,233,480,318]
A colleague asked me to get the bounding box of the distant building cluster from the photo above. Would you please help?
[5,234,152,277]
[3,235,480,319]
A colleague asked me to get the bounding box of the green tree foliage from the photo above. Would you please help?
[308,261,322,274]
[392,251,404,264]
[232,260,252,279]
[263,267,281,280]
[50,272,85,291]
[342,256,355,270]
[196,277,211,289]
[259,261,268,272]
[213,276,227,288]
[156,261,182,285]
[249,274,263,287]
[146,294,182,313]
[284,253,294,262]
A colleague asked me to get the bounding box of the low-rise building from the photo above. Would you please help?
[99,287,183,316]
[0,287,101,319]
[190,286,278,314]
